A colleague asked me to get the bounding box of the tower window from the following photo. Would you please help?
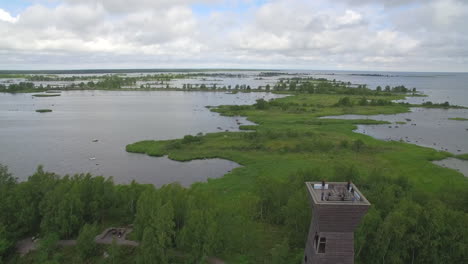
[318,237,326,253]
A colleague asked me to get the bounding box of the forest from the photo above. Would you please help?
[0,80,467,263]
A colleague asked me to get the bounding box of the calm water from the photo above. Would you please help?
[322,108,468,176]
[322,108,468,154]
[0,90,283,185]
[433,158,468,178]
[2,70,467,106]
[1,70,467,181]
[306,71,468,107]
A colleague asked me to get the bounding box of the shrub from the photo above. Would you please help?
[340,140,349,148]
[182,135,202,144]
[255,99,269,110]
[352,139,365,152]
[358,98,368,106]
[336,97,352,107]
[76,224,98,260]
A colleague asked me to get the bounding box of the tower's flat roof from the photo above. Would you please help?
[306,182,370,205]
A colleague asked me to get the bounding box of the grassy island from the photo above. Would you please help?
[35,109,52,113]
[32,93,61,97]
[449,117,468,121]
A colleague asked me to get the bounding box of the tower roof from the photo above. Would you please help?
[306,181,370,206]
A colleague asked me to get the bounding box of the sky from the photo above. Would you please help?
[0,0,467,71]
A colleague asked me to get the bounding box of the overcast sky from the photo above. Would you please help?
[0,0,467,71]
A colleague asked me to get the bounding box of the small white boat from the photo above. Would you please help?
[89,157,96,160]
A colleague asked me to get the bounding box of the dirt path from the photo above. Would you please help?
[206,257,226,264]
[16,227,139,256]
[16,238,37,256]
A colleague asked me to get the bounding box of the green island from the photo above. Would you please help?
[35,109,52,113]
[448,117,468,121]
[32,94,61,97]
[1,80,467,264]
[0,74,29,79]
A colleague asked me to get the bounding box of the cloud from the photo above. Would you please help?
[0,8,19,23]
[61,0,220,13]
[0,0,467,71]
[336,0,424,8]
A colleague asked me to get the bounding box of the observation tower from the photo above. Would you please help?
[303,181,370,264]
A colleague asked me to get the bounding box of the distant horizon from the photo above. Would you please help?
[0,68,466,74]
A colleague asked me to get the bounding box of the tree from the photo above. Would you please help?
[352,139,365,152]
[289,82,297,91]
[107,238,122,264]
[0,164,16,186]
[39,180,84,237]
[0,165,17,258]
[138,227,159,264]
[337,97,352,107]
[355,207,383,262]
[76,223,98,260]
[37,233,59,263]
[0,224,12,262]
[358,97,368,106]
[281,189,310,245]
[180,207,219,263]
[255,99,268,110]
[135,189,175,264]
[270,238,290,264]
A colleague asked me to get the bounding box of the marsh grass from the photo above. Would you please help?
[127,93,463,196]
[448,117,468,121]
[32,93,61,97]
[35,109,52,113]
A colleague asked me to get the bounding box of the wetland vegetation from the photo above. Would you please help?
[448,117,468,121]
[32,94,61,97]
[35,109,52,113]
[1,78,466,264]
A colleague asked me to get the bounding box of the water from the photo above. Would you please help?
[305,71,468,107]
[2,70,468,107]
[300,70,468,177]
[321,108,468,177]
[433,158,468,177]
[322,108,468,153]
[0,90,283,185]
[1,70,467,180]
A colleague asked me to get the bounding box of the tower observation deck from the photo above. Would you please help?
[303,181,370,264]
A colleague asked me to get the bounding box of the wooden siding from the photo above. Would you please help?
[303,182,370,264]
